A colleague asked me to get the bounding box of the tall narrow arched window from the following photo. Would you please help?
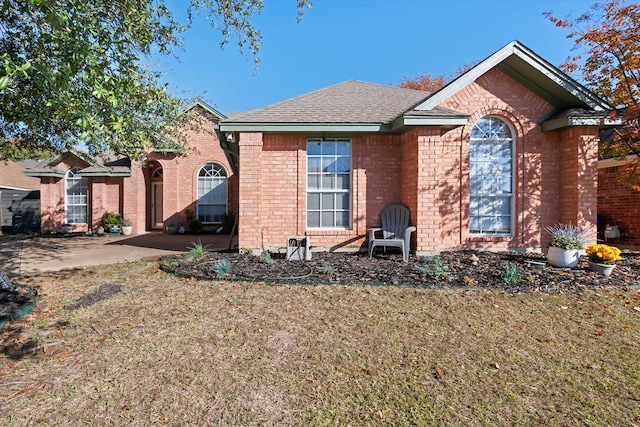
[65,168,88,224]
[197,163,228,223]
[469,117,514,235]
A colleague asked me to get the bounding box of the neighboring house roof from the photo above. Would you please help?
[0,160,40,191]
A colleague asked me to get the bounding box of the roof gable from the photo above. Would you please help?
[24,148,131,178]
[181,98,227,121]
[416,40,612,113]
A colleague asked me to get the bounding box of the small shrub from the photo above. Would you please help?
[545,222,587,250]
[210,259,231,278]
[463,276,477,286]
[184,241,209,260]
[160,260,177,270]
[241,248,253,255]
[260,250,275,266]
[101,211,123,227]
[184,209,203,235]
[503,263,521,284]
[418,256,450,280]
[322,265,334,275]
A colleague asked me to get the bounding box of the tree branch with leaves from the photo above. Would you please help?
[0,0,312,161]
[545,0,640,189]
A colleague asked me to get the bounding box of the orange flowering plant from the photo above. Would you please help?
[585,244,622,265]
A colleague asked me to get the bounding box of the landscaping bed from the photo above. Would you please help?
[160,249,640,292]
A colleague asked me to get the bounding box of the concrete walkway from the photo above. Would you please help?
[0,232,236,277]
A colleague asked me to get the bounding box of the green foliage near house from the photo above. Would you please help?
[184,209,203,235]
[101,212,123,227]
[0,0,312,160]
[545,223,587,250]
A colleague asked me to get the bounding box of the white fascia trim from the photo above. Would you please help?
[415,41,613,112]
[24,171,65,178]
[218,123,389,133]
[540,116,623,132]
[598,154,640,169]
[401,116,469,126]
[77,171,132,177]
[414,42,517,111]
[0,185,37,191]
[510,47,611,112]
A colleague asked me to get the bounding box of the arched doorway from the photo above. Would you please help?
[150,165,163,229]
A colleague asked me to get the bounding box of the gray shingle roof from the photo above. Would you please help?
[0,160,40,190]
[226,80,433,124]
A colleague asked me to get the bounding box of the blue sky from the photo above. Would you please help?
[155,0,594,115]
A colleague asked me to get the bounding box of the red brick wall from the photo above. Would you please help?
[559,127,599,244]
[598,165,640,247]
[237,132,265,250]
[236,133,403,252]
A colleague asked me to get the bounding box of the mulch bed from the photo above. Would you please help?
[0,286,38,326]
[160,249,640,293]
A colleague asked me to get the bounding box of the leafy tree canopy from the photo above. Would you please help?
[0,0,311,161]
[545,0,640,188]
[398,63,479,92]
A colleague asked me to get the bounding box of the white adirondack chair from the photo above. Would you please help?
[367,204,416,262]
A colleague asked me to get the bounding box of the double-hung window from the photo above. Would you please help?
[307,139,351,229]
[197,163,228,223]
[469,117,514,235]
[65,168,88,224]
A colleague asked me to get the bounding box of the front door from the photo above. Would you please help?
[151,182,163,229]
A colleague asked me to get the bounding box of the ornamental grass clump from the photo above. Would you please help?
[545,222,587,250]
[586,244,622,265]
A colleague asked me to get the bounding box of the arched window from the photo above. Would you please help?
[197,163,228,223]
[65,168,88,224]
[469,117,514,235]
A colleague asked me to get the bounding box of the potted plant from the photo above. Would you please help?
[585,243,621,276]
[166,222,177,235]
[101,211,124,235]
[121,219,133,236]
[545,222,587,268]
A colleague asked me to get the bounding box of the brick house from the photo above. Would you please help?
[26,100,238,234]
[27,41,617,256]
[216,41,617,254]
[597,155,640,248]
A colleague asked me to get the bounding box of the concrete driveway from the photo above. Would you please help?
[0,232,236,278]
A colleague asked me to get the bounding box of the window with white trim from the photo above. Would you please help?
[469,117,514,235]
[307,139,351,229]
[197,163,227,223]
[65,168,88,224]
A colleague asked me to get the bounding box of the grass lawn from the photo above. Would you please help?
[1,260,639,426]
